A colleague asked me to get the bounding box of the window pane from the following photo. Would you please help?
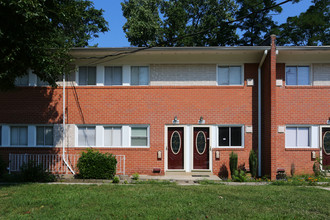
[79,67,88,85]
[104,67,113,85]
[11,127,19,145]
[286,127,297,147]
[86,127,95,146]
[16,75,29,86]
[298,66,309,85]
[286,67,297,85]
[298,127,309,146]
[78,128,86,146]
[45,127,53,145]
[231,127,242,146]
[104,127,113,146]
[132,128,147,137]
[88,67,96,85]
[112,67,122,85]
[218,67,229,85]
[131,138,147,146]
[131,67,139,85]
[229,66,241,85]
[19,127,27,145]
[219,127,229,146]
[112,127,122,146]
[37,127,44,145]
[139,67,149,85]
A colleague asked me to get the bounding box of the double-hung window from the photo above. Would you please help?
[36,126,53,146]
[131,66,149,85]
[78,126,96,146]
[218,126,243,147]
[79,66,96,85]
[131,127,148,146]
[11,126,28,146]
[105,66,122,86]
[286,66,310,85]
[285,127,310,148]
[104,127,122,146]
[15,75,29,86]
[218,66,242,85]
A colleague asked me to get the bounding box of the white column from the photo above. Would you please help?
[122,65,131,86]
[96,65,104,86]
[185,126,191,172]
[28,125,36,147]
[2,125,10,146]
[122,125,130,147]
[311,126,319,148]
[96,125,104,146]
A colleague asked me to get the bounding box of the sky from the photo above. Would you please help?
[90,0,313,47]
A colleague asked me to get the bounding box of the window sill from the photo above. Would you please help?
[213,147,244,151]
[285,147,319,151]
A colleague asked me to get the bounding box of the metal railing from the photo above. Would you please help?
[8,153,125,175]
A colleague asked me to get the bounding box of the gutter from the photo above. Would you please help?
[258,50,268,177]
[63,74,75,175]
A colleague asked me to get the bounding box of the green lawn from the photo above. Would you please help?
[0,183,329,219]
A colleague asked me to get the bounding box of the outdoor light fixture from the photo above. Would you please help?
[173,116,179,124]
[157,151,162,160]
[215,151,220,160]
[198,116,205,124]
[327,117,330,124]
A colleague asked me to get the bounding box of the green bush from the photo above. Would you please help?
[77,148,117,179]
[249,150,258,178]
[132,172,139,180]
[20,161,55,182]
[229,151,238,178]
[0,157,6,178]
[112,176,120,183]
[232,170,247,182]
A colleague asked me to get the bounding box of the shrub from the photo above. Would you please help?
[229,151,238,178]
[77,148,117,179]
[249,150,258,178]
[112,176,120,183]
[0,156,6,178]
[232,170,247,182]
[132,172,139,180]
[20,161,55,182]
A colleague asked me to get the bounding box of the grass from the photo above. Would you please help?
[0,184,329,219]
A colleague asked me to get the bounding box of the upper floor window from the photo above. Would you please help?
[218,126,243,147]
[131,66,149,85]
[79,66,96,85]
[286,66,310,85]
[11,126,28,146]
[285,126,310,148]
[78,126,96,146]
[104,127,122,146]
[37,77,49,86]
[15,75,29,86]
[218,66,242,85]
[131,127,148,146]
[36,126,53,146]
[105,66,122,86]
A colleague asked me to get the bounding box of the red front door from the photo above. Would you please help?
[168,127,184,169]
[193,127,209,170]
[322,127,330,169]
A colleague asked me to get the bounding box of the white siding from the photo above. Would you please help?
[313,64,330,86]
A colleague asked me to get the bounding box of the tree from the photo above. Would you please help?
[122,0,238,47]
[277,0,330,46]
[236,0,282,46]
[0,0,109,90]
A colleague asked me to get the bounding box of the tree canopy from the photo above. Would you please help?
[122,0,330,47]
[0,0,109,90]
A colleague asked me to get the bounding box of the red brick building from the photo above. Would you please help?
[1,36,329,179]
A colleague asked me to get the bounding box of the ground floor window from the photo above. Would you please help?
[218,126,242,147]
[285,126,310,147]
[36,126,53,146]
[131,127,148,146]
[78,126,96,146]
[10,126,28,146]
[104,127,122,146]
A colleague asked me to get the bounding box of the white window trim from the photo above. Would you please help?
[104,66,123,86]
[285,64,312,86]
[130,65,150,86]
[76,66,97,86]
[216,64,244,86]
[216,124,245,148]
[36,125,54,147]
[285,125,312,148]
[129,125,150,148]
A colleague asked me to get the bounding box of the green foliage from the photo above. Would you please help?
[132,172,139,180]
[0,156,6,177]
[77,149,117,179]
[20,161,56,182]
[232,170,247,182]
[112,176,120,184]
[249,149,258,178]
[278,0,330,46]
[229,151,238,178]
[0,0,109,90]
[133,180,174,185]
[198,179,224,185]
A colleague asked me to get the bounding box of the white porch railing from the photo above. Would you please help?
[8,154,125,175]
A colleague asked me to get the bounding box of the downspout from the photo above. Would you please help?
[63,73,75,175]
[258,50,268,177]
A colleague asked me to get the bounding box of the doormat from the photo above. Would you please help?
[192,175,210,177]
